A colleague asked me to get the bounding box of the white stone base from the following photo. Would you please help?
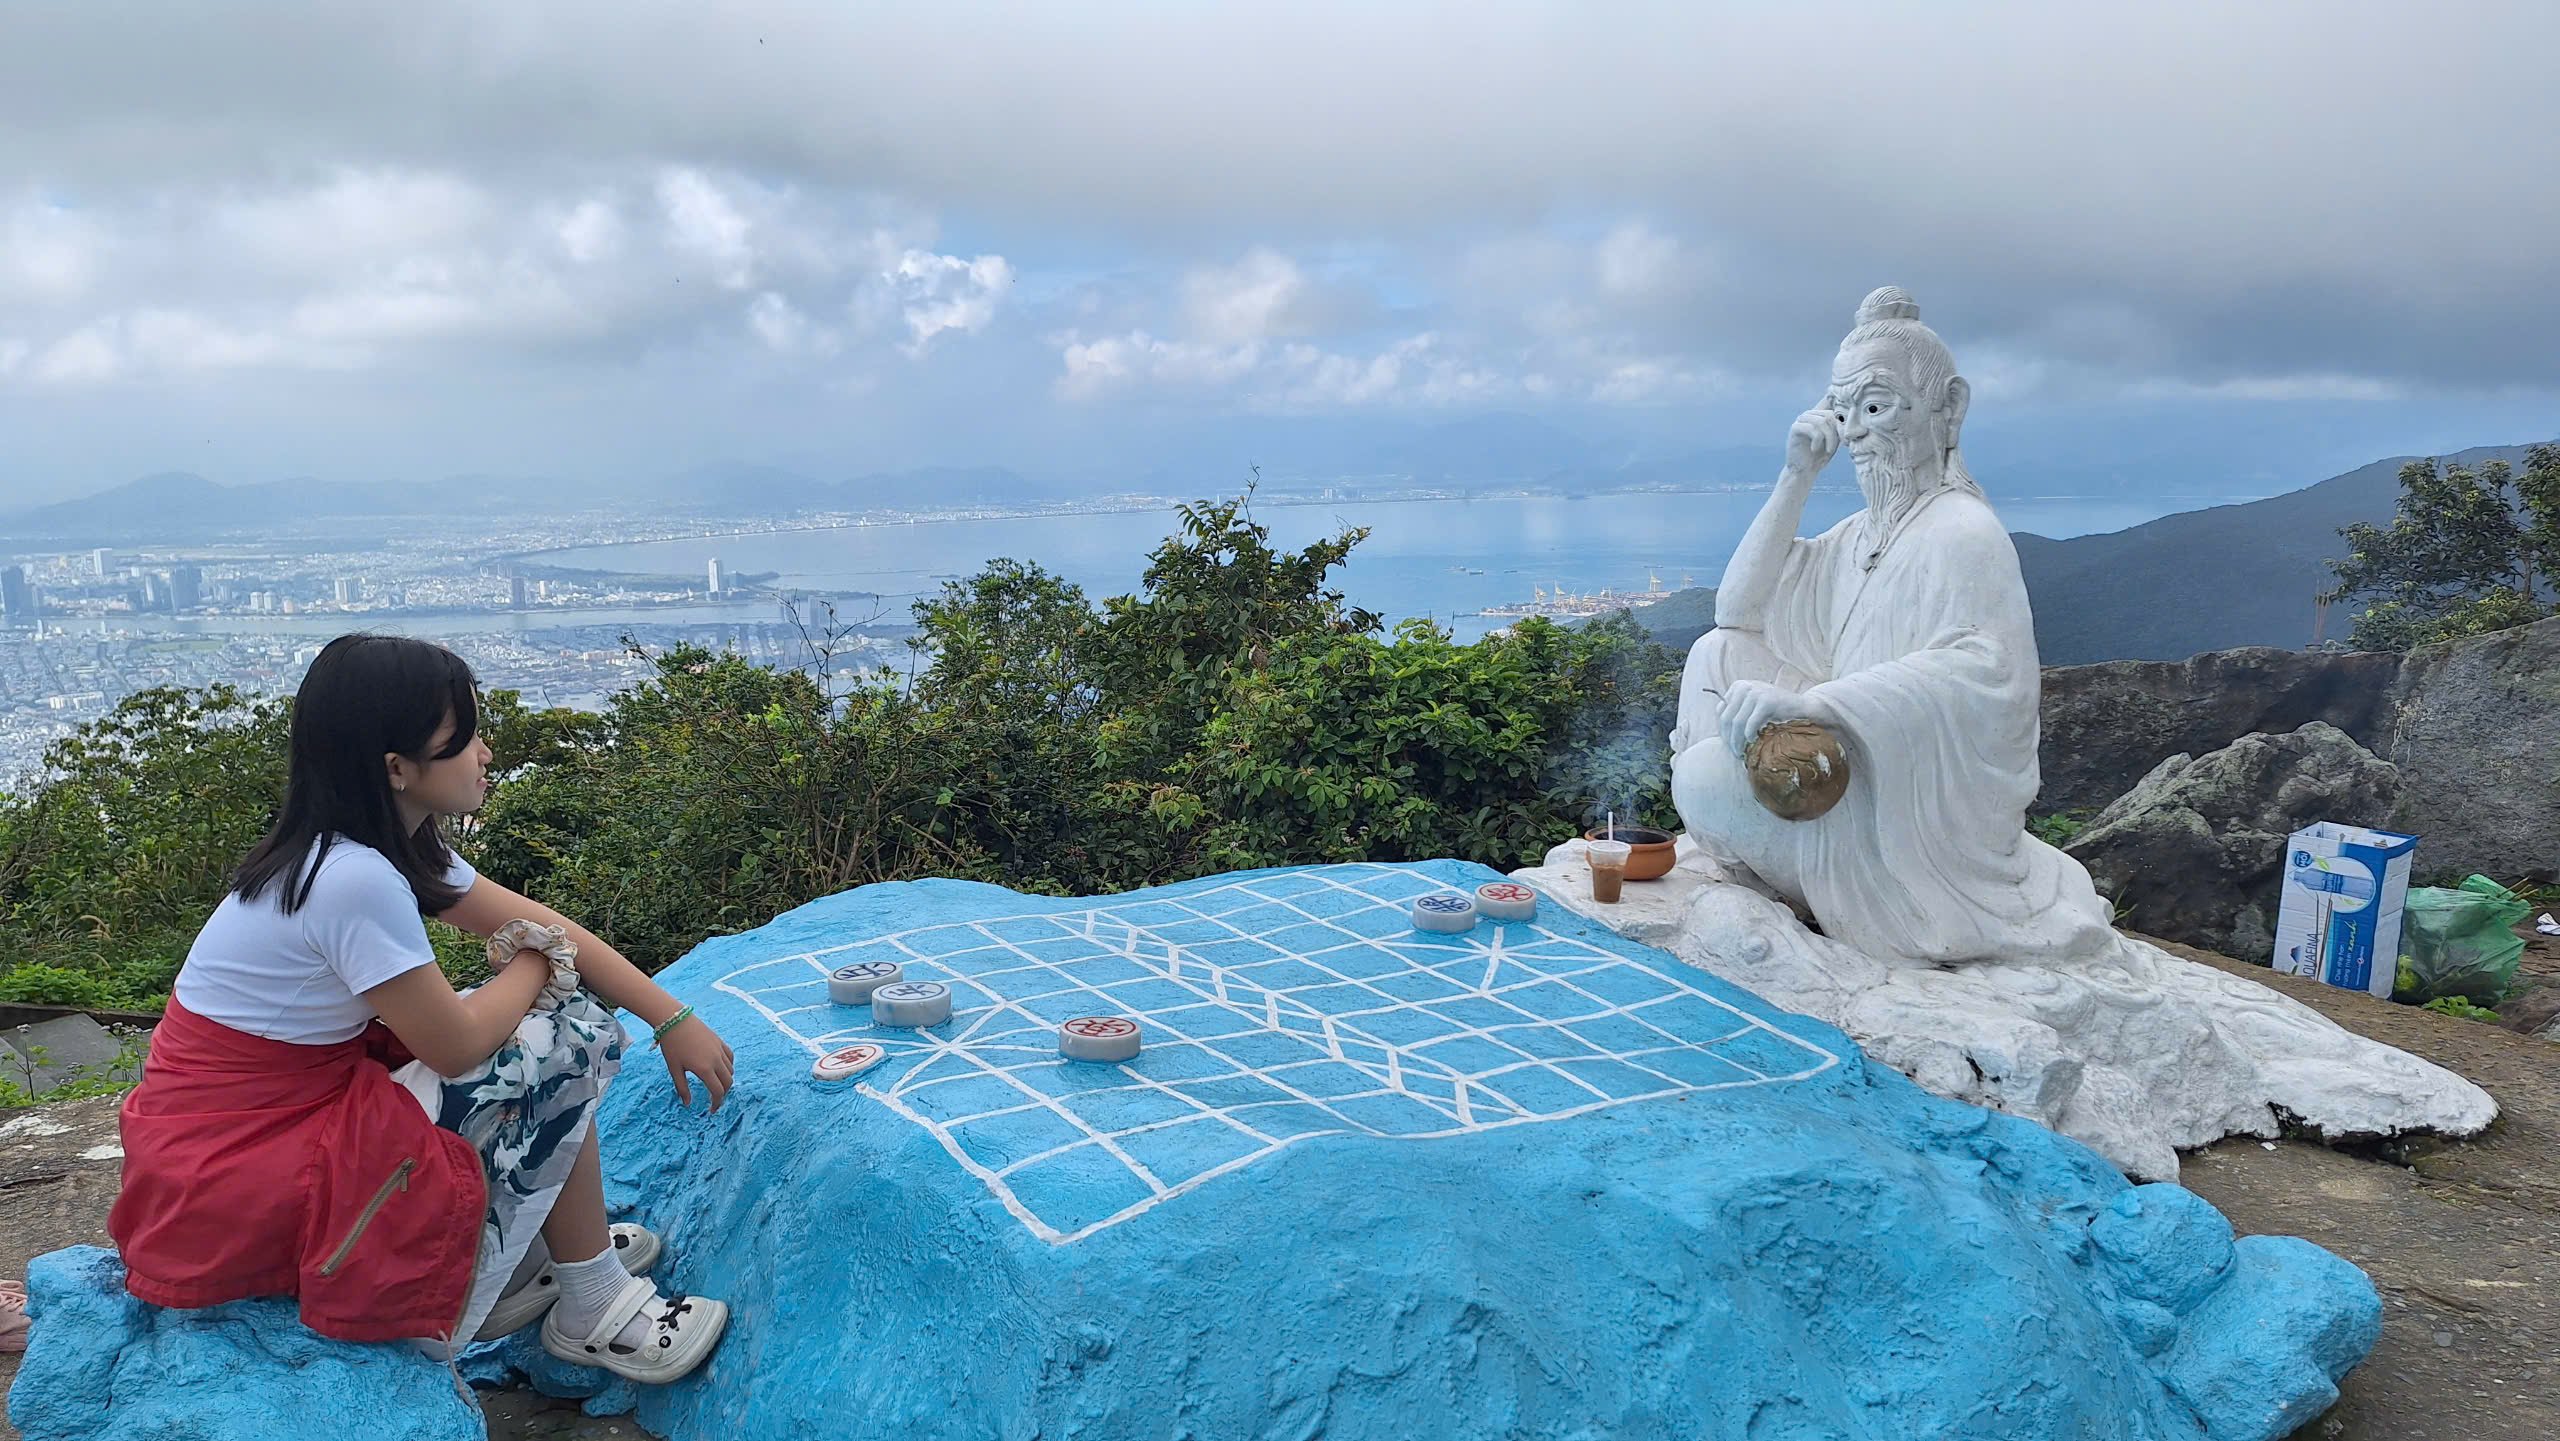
[1512,835,2499,1180]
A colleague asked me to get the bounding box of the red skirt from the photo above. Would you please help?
[107,998,485,1345]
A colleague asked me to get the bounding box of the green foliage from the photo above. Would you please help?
[476,686,609,780]
[1179,615,1678,871]
[0,490,1694,1001]
[2327,445,2560,650]
[0,685,289,1008]
[2419,995,2500,1023]
[2027,811,2090,848]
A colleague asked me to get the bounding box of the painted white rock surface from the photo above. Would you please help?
[1513,835,2498,1181]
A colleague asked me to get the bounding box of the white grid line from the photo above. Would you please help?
[712,864,1838,1243]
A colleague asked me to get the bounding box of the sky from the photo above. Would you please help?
[2,0,2556,506]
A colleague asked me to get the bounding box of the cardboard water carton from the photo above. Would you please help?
[2272,821,2418,998]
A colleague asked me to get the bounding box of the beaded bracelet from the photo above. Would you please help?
[651,1004,695,1043]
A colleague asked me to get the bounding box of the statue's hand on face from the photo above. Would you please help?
[1785,407,1844,479]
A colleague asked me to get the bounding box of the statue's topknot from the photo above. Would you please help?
[1856,285,1921,325]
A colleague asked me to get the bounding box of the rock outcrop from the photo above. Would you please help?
[1513,838,2494,1185]
[2036,614,2560,887]
[4,1247,481,1441]
[2063,723,2403,959]
[2383,615,2560,881]
[2037,648,2402,819]
[452,859,2388,1441]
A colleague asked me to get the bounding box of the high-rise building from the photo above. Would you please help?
[170,565,202,611]
[510,576,529,610]
[334,576,358,605]
[706,557,726,595]
[1,565,32,626]
[91,548,114,577]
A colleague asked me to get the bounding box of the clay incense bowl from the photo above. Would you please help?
[1585,825,1675,881]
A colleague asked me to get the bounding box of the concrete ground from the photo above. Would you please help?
[4,943,2553,1441]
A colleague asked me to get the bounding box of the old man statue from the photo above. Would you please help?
[1669,287,2116,967]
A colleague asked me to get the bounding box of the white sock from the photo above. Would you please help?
[549,1248,650,1349]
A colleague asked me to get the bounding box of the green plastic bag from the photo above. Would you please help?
[2393,874,2530,1007]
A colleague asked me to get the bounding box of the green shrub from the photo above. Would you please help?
[1,491,1696,998]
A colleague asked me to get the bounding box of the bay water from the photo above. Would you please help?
[537,487,2262,642]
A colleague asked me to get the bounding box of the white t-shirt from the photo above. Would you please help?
[173,835,479,1045]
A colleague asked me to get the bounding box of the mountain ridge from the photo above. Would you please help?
[1622,441,2551,665]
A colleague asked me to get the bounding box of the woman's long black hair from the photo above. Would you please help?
[233,633,480,916]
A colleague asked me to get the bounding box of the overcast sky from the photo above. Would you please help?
[3,0,2554,505]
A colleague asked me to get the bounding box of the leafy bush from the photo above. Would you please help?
[2326,445,2560,650]
[1,492,1691,1000]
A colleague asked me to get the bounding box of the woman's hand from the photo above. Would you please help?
[659,1013,736,1112]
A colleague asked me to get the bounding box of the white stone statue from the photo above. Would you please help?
[1670,286,2115,967]
[1512,286,2494,1179]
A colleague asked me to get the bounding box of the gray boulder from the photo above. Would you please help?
[2038,647,2403,819]
[2383,613,2560,882]
[2064,722,2401,959]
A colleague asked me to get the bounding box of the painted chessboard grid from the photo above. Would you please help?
[716,864,1840,1243]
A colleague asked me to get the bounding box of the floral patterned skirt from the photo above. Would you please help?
[392,920,626,1357]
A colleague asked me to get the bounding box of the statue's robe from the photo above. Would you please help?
[1671,486,2116,966]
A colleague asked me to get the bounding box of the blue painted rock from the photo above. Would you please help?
[521,861,2378,1441]
[7,1247,482,1441]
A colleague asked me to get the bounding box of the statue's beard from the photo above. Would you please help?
[1849,429,1930,519]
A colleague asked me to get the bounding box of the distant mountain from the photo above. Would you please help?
[0,471,434,544]
[0,463,1083,543]
[1364,413,1595,483]
[2013,441,2545,664]
[1626,441,2552,666]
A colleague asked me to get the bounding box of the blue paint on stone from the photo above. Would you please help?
[501,860,2384,1441]
[5,1248,479,1441]
[11,861,2385,1440]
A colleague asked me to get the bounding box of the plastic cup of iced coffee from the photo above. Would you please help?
[1587,839,1631,903]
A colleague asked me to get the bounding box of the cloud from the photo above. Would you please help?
[0,159,989,392]
[0,1,2554,496]
[1593,222,1688,303]
[656,168,756,290]
[556,198,623,264]
[746,290,840,357]
[1183,249,1314,345]
[30,323,122,384]
[1,195,103,305]
[2128,372,2406,404]
[888,250,1013,350]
